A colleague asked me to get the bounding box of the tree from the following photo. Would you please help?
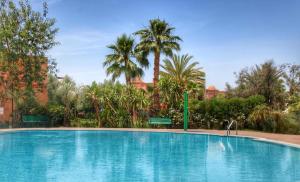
[121,85,149,126]
[135,18,181,114]
[55,76,77,126]
[83,81,149,128]
[283,63,300,96]
[47,74,60,104]
[233,60,286,109]
[159,76,183,109]
[85,82,102,127]
[0,0,58,124]
[160,54,205,93]
[103,34,148,85]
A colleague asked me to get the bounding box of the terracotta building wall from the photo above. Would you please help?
[0,62,48,123]
[204,85,226,100]
[0,85,48,123]
[0,99,12,123]
[131,77,148,91]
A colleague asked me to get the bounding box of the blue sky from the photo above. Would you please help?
[35,0,299,89]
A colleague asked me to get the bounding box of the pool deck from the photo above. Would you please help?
[1,128,300,148]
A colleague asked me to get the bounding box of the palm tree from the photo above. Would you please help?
[135,18,181,113]
[103,34,148,85]
[160,54,205,107]
[160,54,205,88]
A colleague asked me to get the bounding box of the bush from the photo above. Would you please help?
[248,105,300,133]
[47,104,64,126]
[248,105,280,132]
[70,118,98,127]
[189,95,265,129]
[282,113,300,134]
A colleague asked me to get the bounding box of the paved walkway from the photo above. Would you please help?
[190,129,300,147]
[1,128,300,147]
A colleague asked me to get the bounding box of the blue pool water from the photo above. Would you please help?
[0,131,299,182]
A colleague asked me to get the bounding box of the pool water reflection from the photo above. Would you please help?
[0,131,299,182]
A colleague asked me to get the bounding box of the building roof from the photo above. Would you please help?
[131,77,144,83]
[207,85,217,91]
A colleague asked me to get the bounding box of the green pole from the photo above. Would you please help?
[184,91,188,131]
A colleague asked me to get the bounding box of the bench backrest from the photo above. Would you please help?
[149,117,172,125]
[22,115,48,122]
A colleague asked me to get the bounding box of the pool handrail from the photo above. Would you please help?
[226,119,238,136]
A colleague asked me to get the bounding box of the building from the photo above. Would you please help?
[205,85,226,99]
[131,77,149,91]
[0,62,48,125]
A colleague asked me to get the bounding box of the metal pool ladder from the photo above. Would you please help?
[226,120,238,136]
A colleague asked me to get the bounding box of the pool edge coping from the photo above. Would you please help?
[1,128,300,149]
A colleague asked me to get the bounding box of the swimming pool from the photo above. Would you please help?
[0,130,299,182]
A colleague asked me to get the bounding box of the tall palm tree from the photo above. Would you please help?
[160,54,205,88]
[103,34,148,85]
[135,18,181,113]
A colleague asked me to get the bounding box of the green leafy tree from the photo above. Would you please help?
[135,18,181,113]
[0,0,58,124]
[85,82,102,127]
[79,81,150,128]
[159,76,183,109]
[121,85,150,126]
[283,63,300,96]
[103,34,148,85]
[47,74,60,104]
[55,76,78,126]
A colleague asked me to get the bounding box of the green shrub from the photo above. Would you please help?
[70,118,98,127]
[282,113,300,134]
[189,95,265,129]
[248,105,280,132]
[47,104,64,126]
[248,105,300,133]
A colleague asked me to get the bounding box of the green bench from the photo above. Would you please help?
[22,115,49,127]
[149,117,172,125]
[23,115,48,122]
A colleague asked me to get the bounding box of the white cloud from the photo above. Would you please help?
[50,30,117,57]
[47,29,121,84]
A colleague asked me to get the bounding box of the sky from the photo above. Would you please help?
[33,0,299,89]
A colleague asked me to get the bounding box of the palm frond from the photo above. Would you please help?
[160,53,205,88]
[103,34,149,84]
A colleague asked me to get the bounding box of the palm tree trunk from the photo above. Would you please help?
[152,50,160,114]
[125,59,131,85]
[125,74,131,85]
